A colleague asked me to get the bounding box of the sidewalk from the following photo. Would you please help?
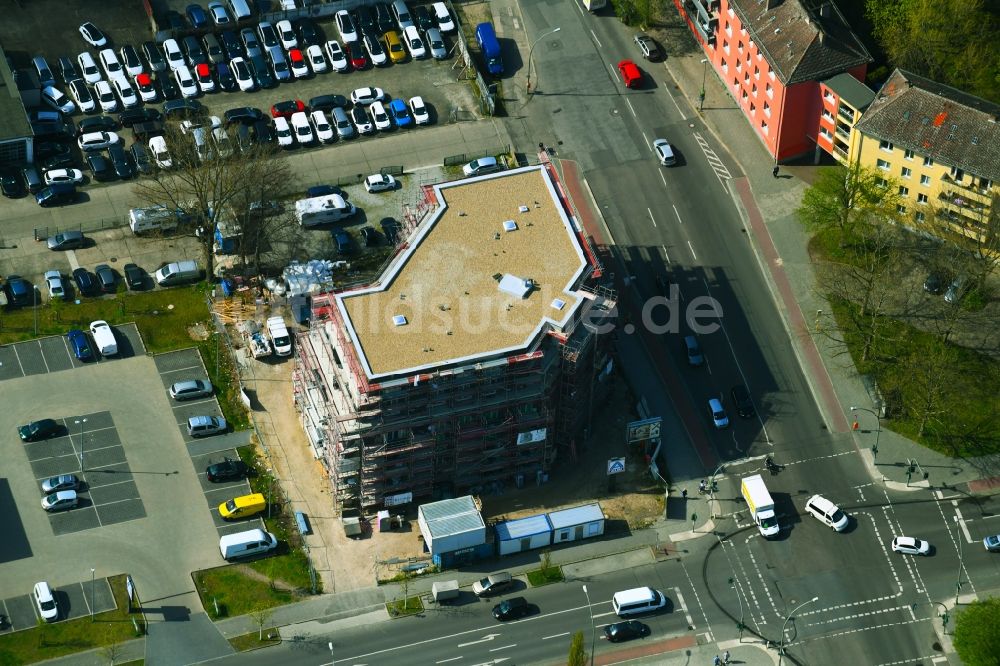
[659,49,998,492]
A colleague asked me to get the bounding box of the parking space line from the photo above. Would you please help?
[36,340,51,374]
[11,345,25,376]
[626,98,637,118]
[160,364,205,375]
[61,336,74,366]
[647,208,657,228]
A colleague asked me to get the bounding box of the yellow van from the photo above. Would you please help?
[383,30,406,63]
[219,493,266,520]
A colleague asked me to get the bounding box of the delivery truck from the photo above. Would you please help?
[432,580,460,603]
[475,22,503,75]
[741,474,779,538]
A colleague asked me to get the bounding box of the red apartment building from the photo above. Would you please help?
[676,0,871,162]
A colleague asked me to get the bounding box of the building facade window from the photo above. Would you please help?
[897,205,907,214]
[725,21,731,35]
[877,159,891,171]
[738,41,743,52]
[917,193,928,203]
[761,119,768,134]
[764,101,771,117]
[752,83,757,95]
[822,109,833,121]
[750,103,755,113]
[898,185,909,196]
[923,156,934,167]
[723,40,729,53]
[980,178,993,190]
[879,140,894,153]
[920,175,931,186]
[766,82,773,97]
[904,149,914,160]
[950,166,965,181]
[820,127,832,140]
[915,211,926,221]
[754,65,760,78]
[901,167,911,178]
[744,72,750,83]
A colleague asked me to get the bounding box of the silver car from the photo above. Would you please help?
[42,490,78,512]
[169,378,214,401]
[42,474,80,493]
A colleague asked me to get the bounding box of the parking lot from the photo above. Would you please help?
[0,337,255,612]
[0,576,116,633]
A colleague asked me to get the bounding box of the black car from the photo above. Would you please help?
[87,153,116,182]
[206,458,248,482]
[492,597,530,621]
[142,41,168,72]
[119,107,162,127]
[219,30,244,59]
[36,184,77,207]
[380,217,399,244]
[158,72,182,100]
[73,267,97,296]
[0,169,26,198]
[182,35,208,66]
[131,142,154,175]
[36,142,72,162]
[248,54,275,88]
[295,18,324,46]
[18,418,61,442]
[108,143,135,179]
[132,121,165,141]
[225,106,266,125]
[216,62,237,91]
[162,10,186,31]
[252,119,275,144]
[309,94,348,112]
[730,385,755,418]
[374,2,395,34]
[307,184,338,197]
[5,274,33,306]
[164,99,206,119]
[603,620,649,643]
[41,152,75,171]
[32,121,76,143]
[94,264,116,293]
[79,115,120,134]
[923,273,944,294]
[123,263,145,290]
[353,7,377,38]
[58,56,80,84]
[414,5,434,32]
[360,226,377,246]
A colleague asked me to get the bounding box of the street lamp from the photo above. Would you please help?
[581,585,596,666]
[526,27,561,94]
[953,515,964,605]
[699,58,709,111]
[75,418,88,475]
[850,406,881,463]
[778,596,819,663]
[90,568,96,621]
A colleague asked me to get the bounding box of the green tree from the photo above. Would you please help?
[953,597,1000,665]
[567,630,588,666]
[797,163,899,245]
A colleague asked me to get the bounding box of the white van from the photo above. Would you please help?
[227,0,252,20]
[129,206,182,235]
[219,528,278,561]
[89,320,118,356]
[267,316,292,356]
[611,587,667,617]
[154,260,201,286]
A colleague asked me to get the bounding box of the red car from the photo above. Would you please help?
[270,99,306,118]
[347,40,367,69]
[618,59,642,89]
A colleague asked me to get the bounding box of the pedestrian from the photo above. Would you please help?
[699,479,707,493]
[724,650,731,664]
[713,655,722,666]
[538,142,545,152]
[682,488,688,499]
[772,164,779,178]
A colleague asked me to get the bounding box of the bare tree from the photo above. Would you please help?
[248,606,274,641]
[100,630,123,665]
[133,122,295,279]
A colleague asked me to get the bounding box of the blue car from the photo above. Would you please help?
[186,3,209,29]
[307,185,337,198]
[67,329,94,361]
[389,99,412,128]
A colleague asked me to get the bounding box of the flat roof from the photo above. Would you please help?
[547,503,604,528]
[419,496,485,538]
[338,166,589,379]
[495,514,552,541]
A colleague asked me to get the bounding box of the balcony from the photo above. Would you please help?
[836,105,855,124]
[941,174,994,202]
[938,190,990,217]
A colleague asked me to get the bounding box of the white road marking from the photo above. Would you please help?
[954,507,973,543]
[693,132,732,190]
[641,131,650,149]
[659,170,667,187]
[489,645,516,652]
[591,610,617,619]
[590,30,601,47]
[673,205,683,224]
[457,634,500,648]
[436,657,462,663]
[674,589,695,629]
[687,240,697,260]
[626,98,637,118]
[67,250,81,271]
[679,559,713,639]
[647,207,657,228]
[661,244,671,264]
[542,632,570,640]
[609,62,621,83]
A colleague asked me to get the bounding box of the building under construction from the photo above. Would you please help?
[294,164,616,514]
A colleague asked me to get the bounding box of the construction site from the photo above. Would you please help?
[292,162,619,518]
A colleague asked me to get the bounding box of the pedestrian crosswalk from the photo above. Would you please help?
[693,132,733,189]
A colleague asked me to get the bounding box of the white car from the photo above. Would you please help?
[891,536,931,556]
[273,116,294,148]
[149,136,171,168]
[195,63,216,93]
[426,28,447,60]
[370,100,391,131]
[365,173,396,193]
[113,78,140,108]
[42,86,76,114]
[94,80,118,112]
[163,39,186,71]
[77,52,102,83]
[290,111,314,145]
[310,110,334,143]
[335,10,358,43]
[803,495,849,532]
[350,86,385,106]
[120,46,144,76]
[364,34,387,67]
[33,582,58,622]
[709,398,729,428]
[212,127,234,158]
[79,21,108,47]
[68,80,96,113]
[175,65,198,98]
[208,0,232,25]
[325,40,348,72]
[78,131,120,151]
[288,49,309,78]
[276,20,297,50]
[44,169,84,186]
[432,2,455,32]
[409,96,430,125]
[134,73,157,102]
[231,57,255,91]
[44,270,65,299]
[99,48,126,82]
[306,45,327,73]
[350,105,374,134]
[403,26,426,59]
